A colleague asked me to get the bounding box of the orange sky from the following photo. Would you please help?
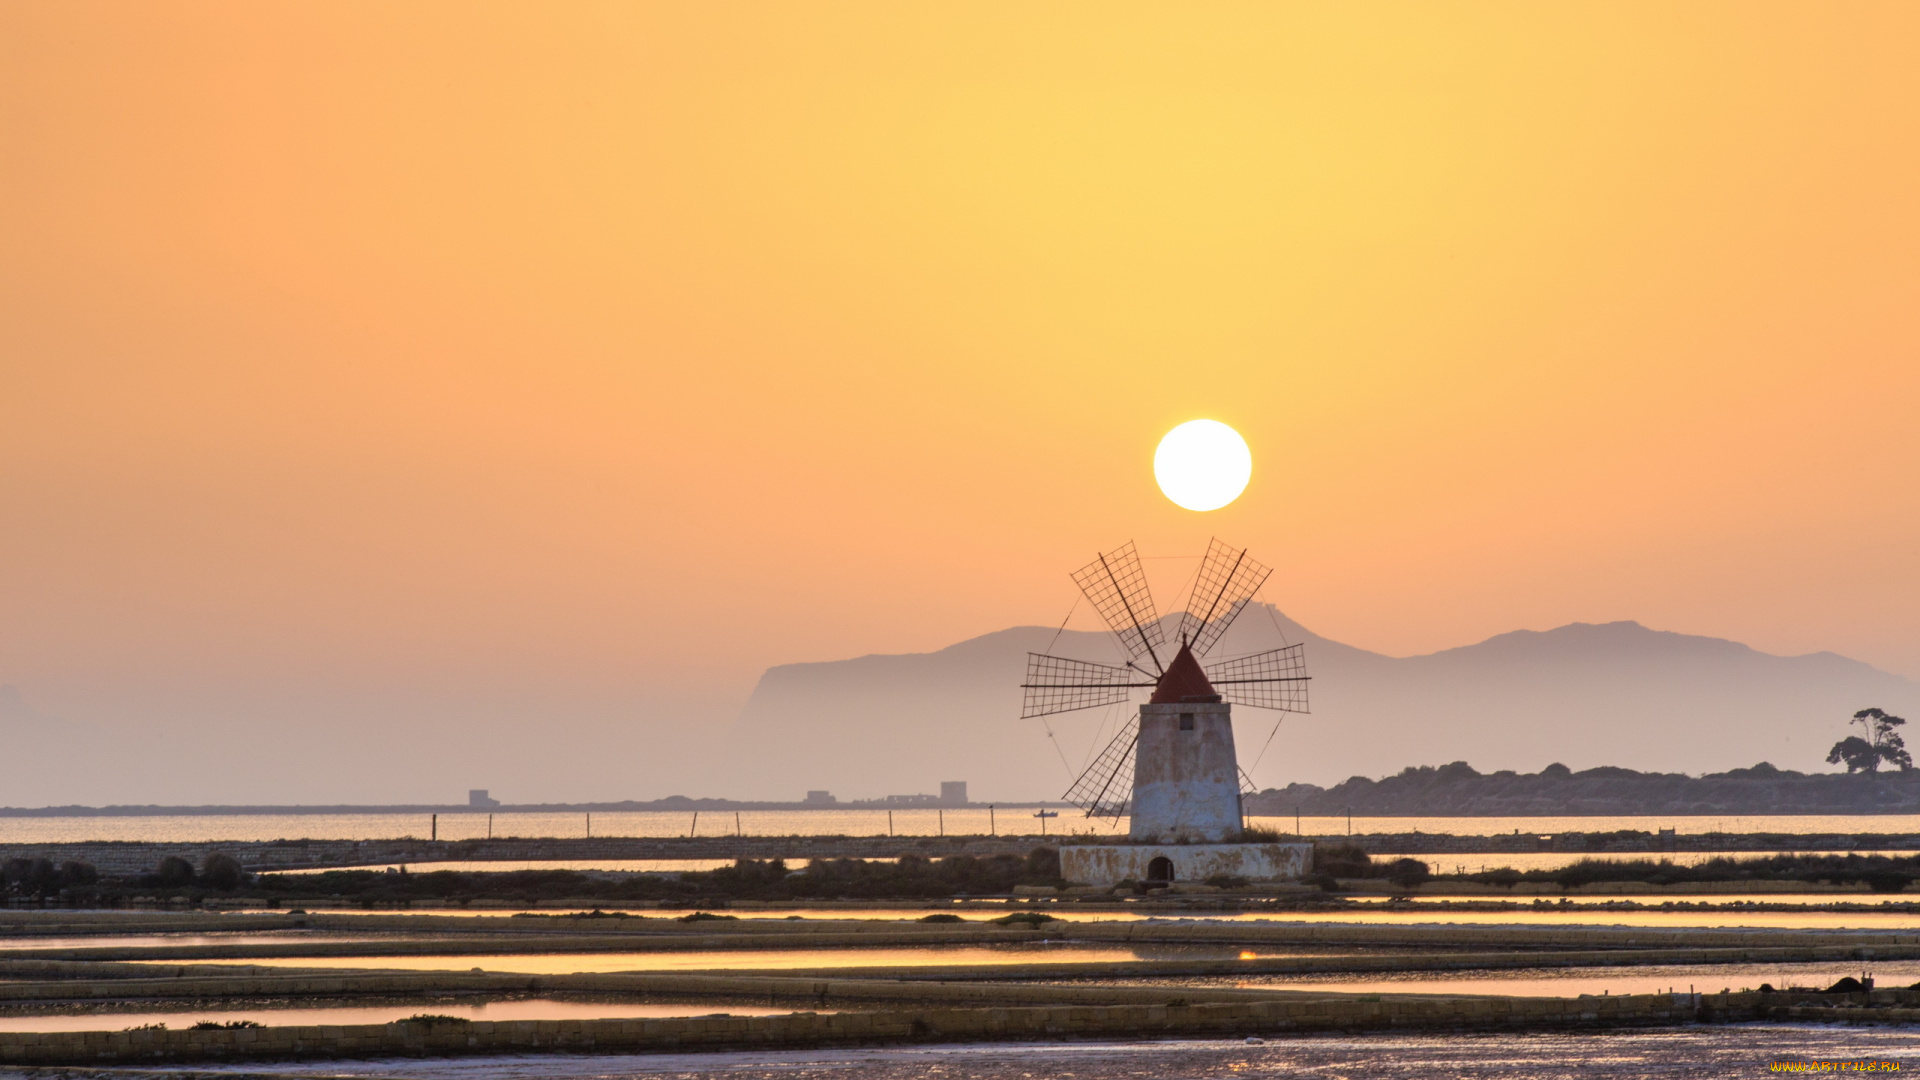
[2,3,1917,800]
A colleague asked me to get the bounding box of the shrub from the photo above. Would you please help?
[917,913,964,923]
[1239,826,1285,843]
[200,853,246,891]
[676,911,738,923]
[1312,843,1373,878]
[1863,870,1910,893]
[190,1020,263,1030]
[245,846,1092,904]
[1023,847,1062,882]
[57,861,98,887]
[989,911,1058,927]
[153,856,195,888]
[1468,867,1523,889]
[1552,858,1685,889]
[1383,858,1431,888]
[3,858,56,893]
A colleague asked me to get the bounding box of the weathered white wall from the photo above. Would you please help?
[1060,842,1312,885]
[1130,701,1242,842]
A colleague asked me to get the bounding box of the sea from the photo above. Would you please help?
[3,811,1918,845]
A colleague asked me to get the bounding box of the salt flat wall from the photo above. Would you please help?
[11,829,1916,878]
[0,836,1044,876]
[1060,843,1312,885]
[0,995,1728,1065]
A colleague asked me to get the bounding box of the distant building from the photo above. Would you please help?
[468,789,500,808]
[940,781,967,805]
[804,790,836,805]
[882,793,942,805]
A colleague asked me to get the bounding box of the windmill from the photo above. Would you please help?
[1021,539,1309,841]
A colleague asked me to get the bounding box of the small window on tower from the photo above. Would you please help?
[1179,713,1195,731]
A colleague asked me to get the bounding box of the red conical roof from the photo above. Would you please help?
[1149,642,1217,704]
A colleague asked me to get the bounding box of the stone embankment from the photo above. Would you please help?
[0,836,1046,876]
[1328,830,1920,856]
[9,908,1920,952]
[11,829,1920,877]
[0,967,1354,1008]
[0,994,1740,1065]
[8,939,1916,980]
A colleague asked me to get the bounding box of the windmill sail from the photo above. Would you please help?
[1020,654,1152,719]
[1178,538,1272,658]
[1203,643,1310,712]
[1070,541,1165,674]
[1061,715,1138,817]
[1031,539,1311,819]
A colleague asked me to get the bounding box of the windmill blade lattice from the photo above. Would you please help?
[1061,715,1138,817]
[1021,654,1151,719]
[1029,538,1312,820]
[1178,538,1273,658]
[1203,644,1310,712]
[1070,541,1165,674]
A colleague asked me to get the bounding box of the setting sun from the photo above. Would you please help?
[1154,420,1253,512]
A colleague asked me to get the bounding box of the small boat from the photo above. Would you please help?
[1032,810,1059,819]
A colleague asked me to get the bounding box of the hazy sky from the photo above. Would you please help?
[2,3,1917,801]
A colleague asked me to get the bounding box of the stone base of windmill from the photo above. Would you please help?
[1054,699,1314,887]
[1060,842,1312,887]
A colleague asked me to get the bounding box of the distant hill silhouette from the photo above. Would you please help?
[728,609,1920,803]
[1248,761,1920,816]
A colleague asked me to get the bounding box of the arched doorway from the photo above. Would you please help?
[1147,856,1174,883]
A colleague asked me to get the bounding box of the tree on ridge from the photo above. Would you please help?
[1828,708,1913,773]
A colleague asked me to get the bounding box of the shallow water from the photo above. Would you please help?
[1406,850,1919,873]
[274,860,743,875]
[270,850,1914,875]
[298,903,1920,931]
[126,942,1917,985]
[0,932,384,950]
[1107,956,1920,998]
[232,903,1920,935]
[8,810,1920,844]
[273,857,910,875]
[1252,813,1920,838]
[31,901,1920,934]
[1118,907,1920,931]
[0,999,811,1033]
[173,1026,1920,1078]
[143,943,1298,975]
[0,810,1045,844]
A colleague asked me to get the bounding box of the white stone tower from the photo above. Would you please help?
[1132,700,1242,841]
[1128,645,1243,841]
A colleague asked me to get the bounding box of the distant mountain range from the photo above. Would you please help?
[729,609,1920,803]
